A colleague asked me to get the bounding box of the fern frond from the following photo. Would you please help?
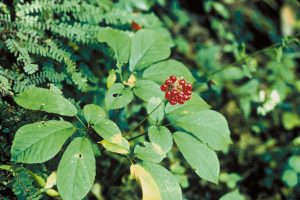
[10,166,43,200]
[5,39,39,74]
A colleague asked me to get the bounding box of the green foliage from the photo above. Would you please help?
[129,30,171,71]
[97,28,131,68]
[10,167,43,200]
[134,142,166,163]
[131,162,182,200]
[57,137,96,200]
[92,119,130,154]
[2,0,299,199]
[14,87,77,116]
[133,80,163,102]
[105,83,133,110]
[148,126,173,154]
[176,110,231,151]
[147,97,165,123]
[219,190,245,200]
[143,60,195,84]
[83,104,106,125]
[11,120,75,163]
[173,132,220,184]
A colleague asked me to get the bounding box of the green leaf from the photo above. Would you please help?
[99,139,129,155]
[105,83,133,110]
[165,93,210,120]
[147,97,165,123]
[282,112,300,130]
[173,132,220,184]
[176,110,231,151]
[14,87,77,116]
[57,137,96,200]
[98,28,131,68]
[83,104,106,125]
[92,119,129,154]
[134,142,166,163]
[129,30,171,71]
[282,169,298,188]
[148,126,173,154]
[220,190,245,200]
[131,162,182,200]
[143,59,195,84]
[288,155,300,173]
[11,120,74,163]
[133,80,164,102]
[107,70,116,89]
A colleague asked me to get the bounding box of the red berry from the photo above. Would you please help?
[131,21,141,31]
[165,79,172,85]
[183,94,191,101]
[184,83,192,91]
[184,90,192,95]
[178,93,183,100]
[165,91,172,99]
[169,75,177,83]
[179,79,186,85]
[178,98,185,104]
[171,89,179,97]
[170,99,177,105]
[160,84,168,91]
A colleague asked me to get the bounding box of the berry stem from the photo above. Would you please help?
[128,132,146,141]
[127,99,166,138]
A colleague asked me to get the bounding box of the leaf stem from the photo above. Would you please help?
[75,115,87,130]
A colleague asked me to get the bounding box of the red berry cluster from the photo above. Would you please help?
[160,75,192,105]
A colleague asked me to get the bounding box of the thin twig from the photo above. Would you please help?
[207,32,300,78]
